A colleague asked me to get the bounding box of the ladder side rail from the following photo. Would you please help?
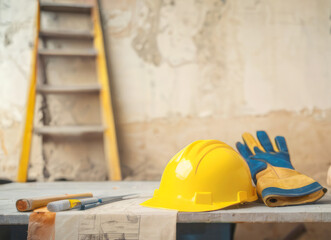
[17,1,41,182]
[92,0,122,181]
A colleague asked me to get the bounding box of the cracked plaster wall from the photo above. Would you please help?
[0,0,36,180]
[0,0,331,186]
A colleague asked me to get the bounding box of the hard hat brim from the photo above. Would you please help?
[140,195,257,212]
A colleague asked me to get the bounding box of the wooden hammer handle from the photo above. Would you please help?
[16,192,93,211]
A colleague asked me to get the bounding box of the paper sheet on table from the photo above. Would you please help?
[54,197,177,240]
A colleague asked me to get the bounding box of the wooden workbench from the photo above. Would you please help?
[1,181,331,225]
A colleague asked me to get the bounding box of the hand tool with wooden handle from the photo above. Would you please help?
[16,192,93,212]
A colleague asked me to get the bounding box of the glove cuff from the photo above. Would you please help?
[256,165,327,207]
[262,186,327,207]
[261,181,324,198]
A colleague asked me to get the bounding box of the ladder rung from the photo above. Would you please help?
[34,126,104,136]
[40,3,93,14]
[37,85,101,94]
[38,49,97,57]
[39,30,94,40]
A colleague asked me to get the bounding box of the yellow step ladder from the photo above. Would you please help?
[17,1,121,182]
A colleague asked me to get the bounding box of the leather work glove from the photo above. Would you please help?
[236,131,327,207]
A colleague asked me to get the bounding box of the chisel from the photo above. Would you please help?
[47,194,137,212]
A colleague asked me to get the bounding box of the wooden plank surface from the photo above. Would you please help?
[0,182,330,225]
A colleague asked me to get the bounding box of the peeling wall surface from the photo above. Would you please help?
[102,0,331,184]
[0,0,36,179]
[0,0,330,186]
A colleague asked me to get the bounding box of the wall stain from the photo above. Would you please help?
[0,130,8,156]
[101,0,136,38]
[193,0,225,66]
[132,0,162,66]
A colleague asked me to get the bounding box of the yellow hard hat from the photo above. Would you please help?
[141,140,258,212]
